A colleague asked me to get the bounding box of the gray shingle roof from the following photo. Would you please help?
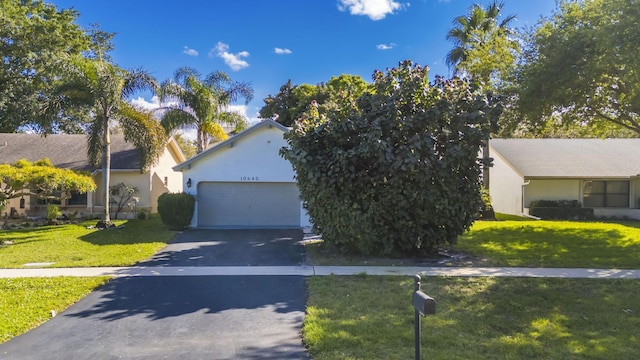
[0,133,141,171]
[490,138,640,178]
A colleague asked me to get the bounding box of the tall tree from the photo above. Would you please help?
[41,58,166,227]
[516,0,640,136]
[445,0,518,85]
[0,0,96,132]
[259,74,369,126]
[158,67,253,153]
[282,61,500,256]
[445,1,517,192]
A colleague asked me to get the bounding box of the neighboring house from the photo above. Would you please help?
[0,133,185,218]
[490,138,640,220]
[173,119,312,229]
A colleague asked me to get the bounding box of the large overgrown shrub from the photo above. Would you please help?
[157,192,195,229]
[282,61,501,256]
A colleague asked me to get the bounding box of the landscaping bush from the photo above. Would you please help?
[282,61,500,256]
[529,207,594,220]
[46,204,61,222]
[529,199,581,208]
[157,192,195,229]
[529,199,594,220]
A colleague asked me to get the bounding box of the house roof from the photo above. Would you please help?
[0,133,143,171]
[173,119,289,171]
[490,138,640,178]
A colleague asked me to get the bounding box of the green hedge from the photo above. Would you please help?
[529,200,582,208]
[529,207,594,220]
[157,192,195,229]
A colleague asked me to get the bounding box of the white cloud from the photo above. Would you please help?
[274,47,292,55]
[182,46,198,56]
[131,96,162,111]
[337,0,404,20]
[210,42,250,71]
[376,43,396,50]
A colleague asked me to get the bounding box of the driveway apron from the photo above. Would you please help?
[0,229,310,360]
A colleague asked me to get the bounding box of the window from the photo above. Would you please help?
[67,191,87,206]
[583,180,629,208]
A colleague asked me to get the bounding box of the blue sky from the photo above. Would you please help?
[49,0,558,123]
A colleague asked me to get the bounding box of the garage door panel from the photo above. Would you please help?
[198,182,300,227]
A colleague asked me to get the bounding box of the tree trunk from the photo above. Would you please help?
[96,121,114,228]
[482,140,490,190]
[196,127,206,153]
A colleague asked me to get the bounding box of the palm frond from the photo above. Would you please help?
[160,108,198,133]
[87,122,103,167]
[174,67,201,87]
[122,68,158,99]
[119,103,168,170]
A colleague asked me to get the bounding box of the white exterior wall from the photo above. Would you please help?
[151,145,184,194]
[524,179,581,209]
[489,149,526,216]
[180,125,311,228]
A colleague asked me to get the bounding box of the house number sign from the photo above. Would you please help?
[240,176,259,181]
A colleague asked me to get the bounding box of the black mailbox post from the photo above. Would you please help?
[412,274,435,360]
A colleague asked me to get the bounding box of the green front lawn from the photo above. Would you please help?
[0,277,109,343]
[0,215,176,268]
[305,276,640,360]
[306,219,640,268]
[458,220,640,268]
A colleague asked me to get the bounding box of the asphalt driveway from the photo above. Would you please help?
[139,229,306,267]
[0,229,310,360]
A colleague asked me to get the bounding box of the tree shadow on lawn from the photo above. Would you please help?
[306,276,640,360]
[78,221,172,246]
[457,223,640,268]
[426,277,640,359]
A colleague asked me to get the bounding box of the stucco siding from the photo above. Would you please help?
[184,127,295,184]
[524,179,581,208]
[179,122,310,228]
[151,146,183,194]
[489,149,525,215]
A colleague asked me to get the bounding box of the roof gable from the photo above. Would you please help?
[174,119,289,171]
[490,138,640,178]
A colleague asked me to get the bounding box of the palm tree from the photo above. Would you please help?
[158,67,254,153]
[445,1,517,195]
[445,0,517,82]
[41,58,166,227]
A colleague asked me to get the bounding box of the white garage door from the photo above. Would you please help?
[197,182,301,227]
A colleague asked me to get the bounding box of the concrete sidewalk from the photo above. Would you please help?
[2,265,640,278]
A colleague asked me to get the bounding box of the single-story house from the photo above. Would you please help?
[0,133,185,218]
[173,119,312,229]
[489,138,640,220]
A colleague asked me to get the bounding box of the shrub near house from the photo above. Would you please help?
[283,61,501,256]
[157,192,195,229]
[529,200,595,220]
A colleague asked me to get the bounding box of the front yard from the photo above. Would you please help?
[0,215,176,268]
[302,218,640,359]
[1,217,639,357]
[305,219,640,269]
[305,276,640,360]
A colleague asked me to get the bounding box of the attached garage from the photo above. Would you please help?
[197,182,301,227]
[173,119,312,229]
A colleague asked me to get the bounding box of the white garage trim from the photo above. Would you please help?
[197,182,301,228]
